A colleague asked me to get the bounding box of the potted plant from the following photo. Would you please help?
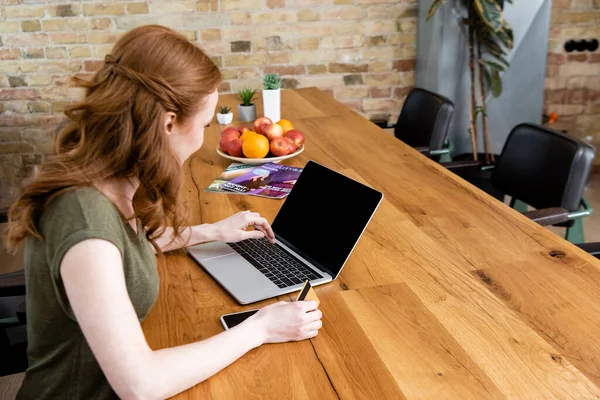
[427,0,515,164]
[217,105,233,125]
[238,88,257,122]
[262,73,281,123]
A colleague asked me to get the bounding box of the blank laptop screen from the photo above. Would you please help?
[271,161,383,278]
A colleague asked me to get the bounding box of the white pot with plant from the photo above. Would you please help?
[262,73,280,123]
[238,88,257,122]
[216,105,233,125]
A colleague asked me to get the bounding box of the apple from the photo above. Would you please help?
[253,117,272,135]
[221,127,240,137]
[284,130,305,148]
[270,137,291,157]
[219,134,238,152]
[239,126,253,134]
[262,123,284,142]
[226,138,244,157]
[284,137,297,154]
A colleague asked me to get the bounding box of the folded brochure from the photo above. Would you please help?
[205,162,257,194]
[215,162,302,199]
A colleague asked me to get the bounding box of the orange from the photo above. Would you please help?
[276,119,294,133]
[239,131,257,141]
[242,134,269,158]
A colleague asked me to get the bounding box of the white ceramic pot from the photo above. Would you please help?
[262,88,280,122]
[217,112,233,124]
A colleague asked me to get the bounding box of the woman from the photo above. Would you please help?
[6,25,322,400]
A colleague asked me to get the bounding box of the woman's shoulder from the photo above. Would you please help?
[41,186,122,232]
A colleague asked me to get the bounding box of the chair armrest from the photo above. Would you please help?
[440,160,483,172]
[522,207,569,226]
[575,242,600,259]
[414,146,430,155]
[0,206,8,224]
[0,270,26,297]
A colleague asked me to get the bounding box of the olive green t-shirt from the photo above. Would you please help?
[16,187,159,399]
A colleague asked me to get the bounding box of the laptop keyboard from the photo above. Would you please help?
[227,238,323,289]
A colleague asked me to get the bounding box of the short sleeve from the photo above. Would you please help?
[40,188,126,319]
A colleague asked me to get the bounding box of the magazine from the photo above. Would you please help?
[204,163,258,194]
[220,162,303,199]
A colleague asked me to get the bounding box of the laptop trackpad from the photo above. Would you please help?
[201,253,275,303]
[187,241,235,261]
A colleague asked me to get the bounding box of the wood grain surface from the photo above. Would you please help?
[141,87,600,399]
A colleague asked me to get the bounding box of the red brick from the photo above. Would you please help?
[591,54,600,63]
[567,53,588,62]
[84,60,104,72]
[545,89,567,104]
[267,0,285,7]
[547,53,565,65]
[567,89,588,104]
[341,101,362,112]
[0,88,40,100]
[0,114,64,127]
[0,49,21,60]
[5,34,48,47]
[546,65,560,77]
[370,87,391,98]
[264,65,306,75]
[394,86,414,99]
[392,59,416,71]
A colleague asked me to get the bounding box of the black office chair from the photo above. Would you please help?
[387,88,454,161]
[0,208,28,376]
[445,123,595,244]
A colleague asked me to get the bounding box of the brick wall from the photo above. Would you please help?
[0,0,418,200]
[545,0,600,147]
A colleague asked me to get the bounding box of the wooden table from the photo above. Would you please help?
[142,88,600,399]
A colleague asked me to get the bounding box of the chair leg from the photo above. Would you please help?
[440,139,453,162]
[566,219,585,244]
[511,198,529,213]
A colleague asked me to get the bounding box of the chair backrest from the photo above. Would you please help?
[394,88,454,150]
[492,123,595,212]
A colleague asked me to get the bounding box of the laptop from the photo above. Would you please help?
[187,160,383,304]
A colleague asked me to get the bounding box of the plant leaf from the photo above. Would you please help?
[426,0,446,21]
[473,0,503,32]
[481,38,505,57]
[493,21,514,49]
[483,67,492,91]
[478,58,505,71]
[490,69,502,97]
[493,54,510,68]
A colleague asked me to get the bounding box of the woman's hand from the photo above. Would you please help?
[211,210,275,243]
[248,300,322,344]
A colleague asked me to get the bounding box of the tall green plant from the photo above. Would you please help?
[427,0,514,162]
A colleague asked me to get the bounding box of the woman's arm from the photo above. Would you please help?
[61,238,320,400]
[152,211,276,253]
[152,224,216,253]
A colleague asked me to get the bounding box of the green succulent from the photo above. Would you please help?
[263,73,281,90]
[238,88,257,106]
[219,105,231,114]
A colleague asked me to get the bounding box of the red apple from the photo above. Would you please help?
[270,137,291,157]
[219,135,237,152]
[226,138,244,157]
[262,123,284,142]
[239,125,253,134]
[284,130,305,148]
[253,117,272,135]
[284,137,297,154]
[221,127,240,137]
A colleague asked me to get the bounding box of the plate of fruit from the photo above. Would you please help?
[217,117,306,165]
